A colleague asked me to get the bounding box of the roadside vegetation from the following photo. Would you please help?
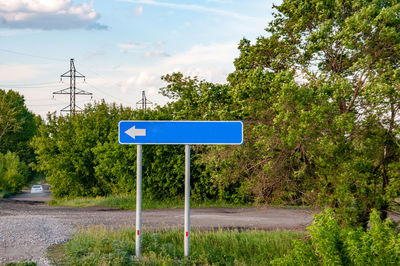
[272,209,400,265]
[0,90,39,196]
[0,190,12,199]
[48,209,400,265]
[48,228,302,265]
[0,151,28,194]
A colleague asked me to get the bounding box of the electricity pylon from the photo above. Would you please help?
[136,91,153,113]
[53,59,92,116]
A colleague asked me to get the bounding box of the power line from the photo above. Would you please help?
[0,48,157,109]
[0,81,59,87]
[75,62,142,106]
[25,98,56,102]
[1,85,61,89]
[27,97,91,107]
[0,48,64,62]
[52,59,93,116]
[85,81,133,105]
[28,102,68,107]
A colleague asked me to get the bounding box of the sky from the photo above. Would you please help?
[0,0,280,117]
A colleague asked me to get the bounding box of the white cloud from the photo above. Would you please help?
[6,42,239,115]
[0,63,47,81]
[118,41,145,53]
[118,41,168,54]
[133,5,143,16]
[114,41,238,104]
[0,1,68,12]
[119,0,265,23]
[122,72,157,93]
[0,0,106,30]
[144,50,169,58]
[0,62,65,117]
[163,42,236,67]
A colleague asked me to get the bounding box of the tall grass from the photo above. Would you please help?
[49,227,303,265]
[48,194,250,210]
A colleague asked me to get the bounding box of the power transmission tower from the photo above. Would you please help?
[136,91,153,113]
[52,59,92,116]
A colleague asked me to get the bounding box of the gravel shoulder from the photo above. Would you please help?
[0,194,316,265]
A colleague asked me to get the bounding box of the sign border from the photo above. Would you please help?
[118,120,244,145]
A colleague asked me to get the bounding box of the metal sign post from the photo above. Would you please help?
[136,144,142,257]
[184,144,190,257]
[118,121,243,258]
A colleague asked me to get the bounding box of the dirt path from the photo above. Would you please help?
[0,195,318,265]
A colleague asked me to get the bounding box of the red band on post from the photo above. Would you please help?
[137,230,140,235]
[186,232,188,237]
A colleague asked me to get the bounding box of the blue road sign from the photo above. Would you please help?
[118,121,243,145]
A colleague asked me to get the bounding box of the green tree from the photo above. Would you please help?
[0,151,28,193]
[209,0,400,226]
[0,89,38,166]
[159,0,400,226]
[32,101,213,200]
[274,0,400,226]
[32,101,134,198]
[160,73,234,200]
[160,72,231,120]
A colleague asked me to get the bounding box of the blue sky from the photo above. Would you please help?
[0,0,280,117]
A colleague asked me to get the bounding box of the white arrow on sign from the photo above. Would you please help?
[125,126,146,139]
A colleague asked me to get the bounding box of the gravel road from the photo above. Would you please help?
[0,193,318,265]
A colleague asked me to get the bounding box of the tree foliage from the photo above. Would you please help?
[0,89,37,164]
[0,151,28,193]
[193,0,400,227]
[271,209,400,265]
[32,101,213,199]
[0,89,39,190]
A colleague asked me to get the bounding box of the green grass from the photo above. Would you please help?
[5,261,36,266]
[48,227,304,265]
[48,194,251,210]
[0,190,13,198]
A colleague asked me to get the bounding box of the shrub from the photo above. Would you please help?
[0,151,28,193]
[272,208,400,265]
[32,102,213,200]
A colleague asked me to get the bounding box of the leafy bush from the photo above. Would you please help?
[32,101,213,200]
[272,208,400,265]
[0,151,28,193]
[0,190,13,198]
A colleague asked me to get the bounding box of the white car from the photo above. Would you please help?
[31,185,44,193]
